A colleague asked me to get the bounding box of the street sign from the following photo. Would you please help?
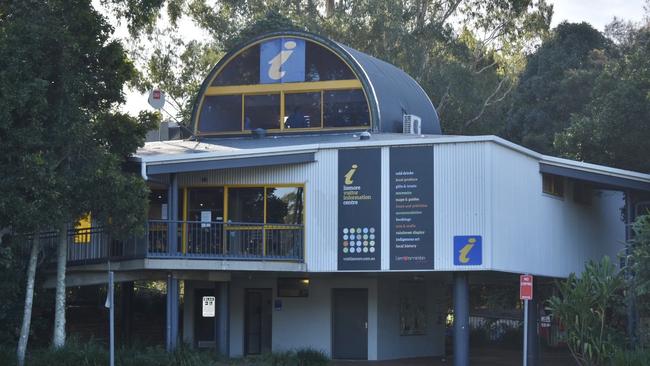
[202,296,215,317]
[520,274,533,300]
[520,274,533,366]
[147,87,165,110]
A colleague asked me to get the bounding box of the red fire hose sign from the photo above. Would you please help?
[520,274,533,300]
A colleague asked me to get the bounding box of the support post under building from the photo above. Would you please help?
[216,282,230,356]
[453,272,469,366]
[167,173,178,255]
[166,274,179,352]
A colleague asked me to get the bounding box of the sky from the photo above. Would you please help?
[549,0,647,29]
[118,0,649,116]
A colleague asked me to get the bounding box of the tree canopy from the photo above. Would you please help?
[0,0,157,236]
[118,0,552,136]
[0,0,157,358]
[505,22,612,154]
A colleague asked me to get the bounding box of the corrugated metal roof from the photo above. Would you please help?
[337,43,440,134]
[133,133,650,190]
[190,30,441,135]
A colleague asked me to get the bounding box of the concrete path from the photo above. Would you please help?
[331,348,575,366]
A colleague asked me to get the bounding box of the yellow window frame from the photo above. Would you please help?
[183,184,306,257]
[193,34,374,136]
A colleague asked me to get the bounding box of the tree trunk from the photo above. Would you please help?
[52,223,67,348]
[325,0,335,17]
[16,234,40,366]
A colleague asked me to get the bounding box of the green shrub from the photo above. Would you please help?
[243,349,329,366]
[547,256,626,366]
[0,344,17,366]
[28,341,107,366]
[295,348,328,366]
[609,347,650,366]
[0,342,327,366]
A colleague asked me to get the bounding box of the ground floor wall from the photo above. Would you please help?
[182,273,446,361]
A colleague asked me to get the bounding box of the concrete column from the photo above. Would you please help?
[166,274,180,352]
[216,282,230,357]
[167,173,179,255]
[453,272,469,366]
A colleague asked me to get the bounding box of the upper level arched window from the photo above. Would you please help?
[195,37,371,136]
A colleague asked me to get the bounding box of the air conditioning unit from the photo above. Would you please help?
[403,114,422,135]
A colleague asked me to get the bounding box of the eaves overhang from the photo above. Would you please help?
[539,161,650,192]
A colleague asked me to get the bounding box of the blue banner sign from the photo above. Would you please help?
[260,38,305,84]
[338,148,382,270]
[453,236,482,265]
[390,146,435,270]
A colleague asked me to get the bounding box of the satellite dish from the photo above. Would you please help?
[147,87,165,110]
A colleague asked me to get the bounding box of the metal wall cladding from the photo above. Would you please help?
[174,140,625,276]
[433,142,489,271]
[178,150,340,272]
[489,144,625,278]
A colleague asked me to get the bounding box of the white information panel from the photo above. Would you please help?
[202,296,215,317]
[201,210,212,228]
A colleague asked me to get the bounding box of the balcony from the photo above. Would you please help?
[49,220,304,265]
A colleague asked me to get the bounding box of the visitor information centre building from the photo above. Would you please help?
[55,30,650,364]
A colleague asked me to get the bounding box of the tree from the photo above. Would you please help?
[0,0,156,362]
[112,0,551,134]
[628,214,650,341]
[554,26,650,172]
[547,257,626,366]
[505,22,612,154]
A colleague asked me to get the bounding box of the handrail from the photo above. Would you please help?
[49,220,304,265]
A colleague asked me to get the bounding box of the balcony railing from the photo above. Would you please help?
[148,220,304,260]
[38,220,304,265]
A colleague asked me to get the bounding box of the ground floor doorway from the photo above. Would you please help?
[194,288,216,348]
[332,288,368,360]
[244,288,272,355]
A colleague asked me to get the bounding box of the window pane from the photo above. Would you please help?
[266,187,304,224]
[198,95,242,133]
[228,188,264,223]
[148,190,168,220]
[212,45,260,86]
[305,41,356,81]
[284,92,321,129]
[244,94,280,130]
[188,188,224,222]
[323,89,370,128]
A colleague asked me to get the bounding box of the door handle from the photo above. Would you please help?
[364,321,368,329]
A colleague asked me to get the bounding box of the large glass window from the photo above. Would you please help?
[212,45,260,86]
[305,41,356,81]
[199,95,242,132]
[228,188,265,223]
[323,89,370,127]
[198,39,371,135]
[244,94,281,130]
[188,188,224,222]
[284,92,321,129]
[266,187,304,224]
[148,189,183,220]
[148,190,168,220]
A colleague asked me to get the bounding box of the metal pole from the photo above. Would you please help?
[453,272,470,366]
[523,299,528,366]
[109,271,115,366]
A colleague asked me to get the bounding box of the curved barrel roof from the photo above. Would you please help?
[191,30,441,135]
